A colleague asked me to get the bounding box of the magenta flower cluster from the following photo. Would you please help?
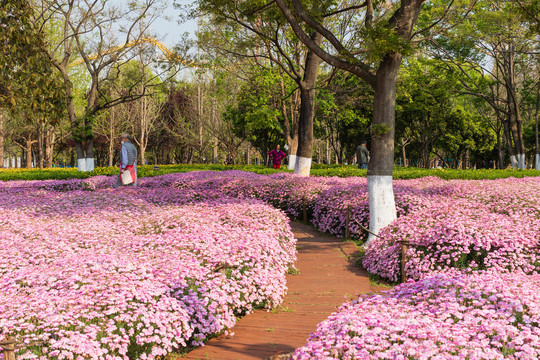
[130,171,540,359]
[362,177,540,282]
[0,177,296,359]
[3,171,539,359]
[138,172,539,282]
[292,272,540,359]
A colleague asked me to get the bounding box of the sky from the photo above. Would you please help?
[150,1,197,49]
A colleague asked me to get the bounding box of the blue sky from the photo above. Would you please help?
[151,1,197,48]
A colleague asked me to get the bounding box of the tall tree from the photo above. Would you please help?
[195,0,328,175]
[432,0,538,169]
[1,0,66,168]
[272,0,477,242]
[32,0,173,171]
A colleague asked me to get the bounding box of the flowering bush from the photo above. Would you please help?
[0,180,296,359]
[3,171,539,359]
[138,172,540,281]
[292,272,540,360]
[363,177,540,282]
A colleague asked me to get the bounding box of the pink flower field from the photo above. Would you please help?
[1,170,539,359]
[0,177,296,359]
[292,272,540,359]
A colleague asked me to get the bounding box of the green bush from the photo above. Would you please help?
[1,164,539,181]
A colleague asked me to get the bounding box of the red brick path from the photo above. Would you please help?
[180,222,382,360]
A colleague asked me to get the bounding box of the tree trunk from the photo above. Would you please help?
[45,126,54,168]
[26,139,33,168]
[496,127,504,169]
[535,86,539,170]
[280,78,299,169]
[197,81,204,163]
[401,143,407,167]
[140,94,147,166]
[504,44,526,169]
[212,99,218,164]
[246,143,252,165]
[294,33,323,177]
[0,111,4,168]
[38,120,45,169]
[365,53,400,245]
[325,133,331,164]
[109,107,115,167]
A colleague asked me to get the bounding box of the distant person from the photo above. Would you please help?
[356,140,369,169]
[115,133,138,188]
[268,144,286,169]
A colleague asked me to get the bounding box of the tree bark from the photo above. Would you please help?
[279,77,299,169]
[26,139,33,168]
[45,126,55,168]
[140,94,147,166]
[366,53,400,244]
[109,106,115,167]
[294,32,323,176]
[502,44,526,169]
[38,120,44,169]
[534,87,540,170]
[401,143,407,167]
[0,111,4,168]
[274,0,424,241]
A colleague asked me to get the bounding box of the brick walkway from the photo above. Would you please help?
[179,222,384,360]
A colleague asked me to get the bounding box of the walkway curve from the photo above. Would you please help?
[176,221,386,360]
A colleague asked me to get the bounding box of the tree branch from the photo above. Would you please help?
[274,0,376,86]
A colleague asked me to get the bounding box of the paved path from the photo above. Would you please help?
[180,222,385,360]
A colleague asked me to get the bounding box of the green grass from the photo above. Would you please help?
[1,163,539,181]
[310,164,540,180]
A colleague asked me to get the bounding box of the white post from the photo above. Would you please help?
[536,154,540,171]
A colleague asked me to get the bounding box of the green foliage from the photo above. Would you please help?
[225,67,291,159]
[0,0,66,116]
[371,124,391,138]
[315,72,373,163]
[395,57,496,168]
[1,164,539,182]
[363,24,413,64]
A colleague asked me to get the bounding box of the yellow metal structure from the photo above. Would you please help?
[69,38,200,67]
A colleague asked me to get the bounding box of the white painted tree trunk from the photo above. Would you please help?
[365,175,397,246]
[77,158,86,171]
[510,155,518,169]
[288,155,297,170]
[536,154,540,170]
[77,158,95,172]
[85,158,95,171]
[517,154,526,169]
[294,156,311,177]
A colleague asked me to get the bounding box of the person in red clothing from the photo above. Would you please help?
[268,144,287,169]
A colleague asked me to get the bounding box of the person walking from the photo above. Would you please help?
[268,144,287,169]
[115,133,138,188]
[356,140,369,169]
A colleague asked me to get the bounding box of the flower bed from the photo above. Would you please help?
[3,171,539,359]
[139,172,539,281]
[292,272,540,359]
[0,181,296,359]
[363,177,540,282]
